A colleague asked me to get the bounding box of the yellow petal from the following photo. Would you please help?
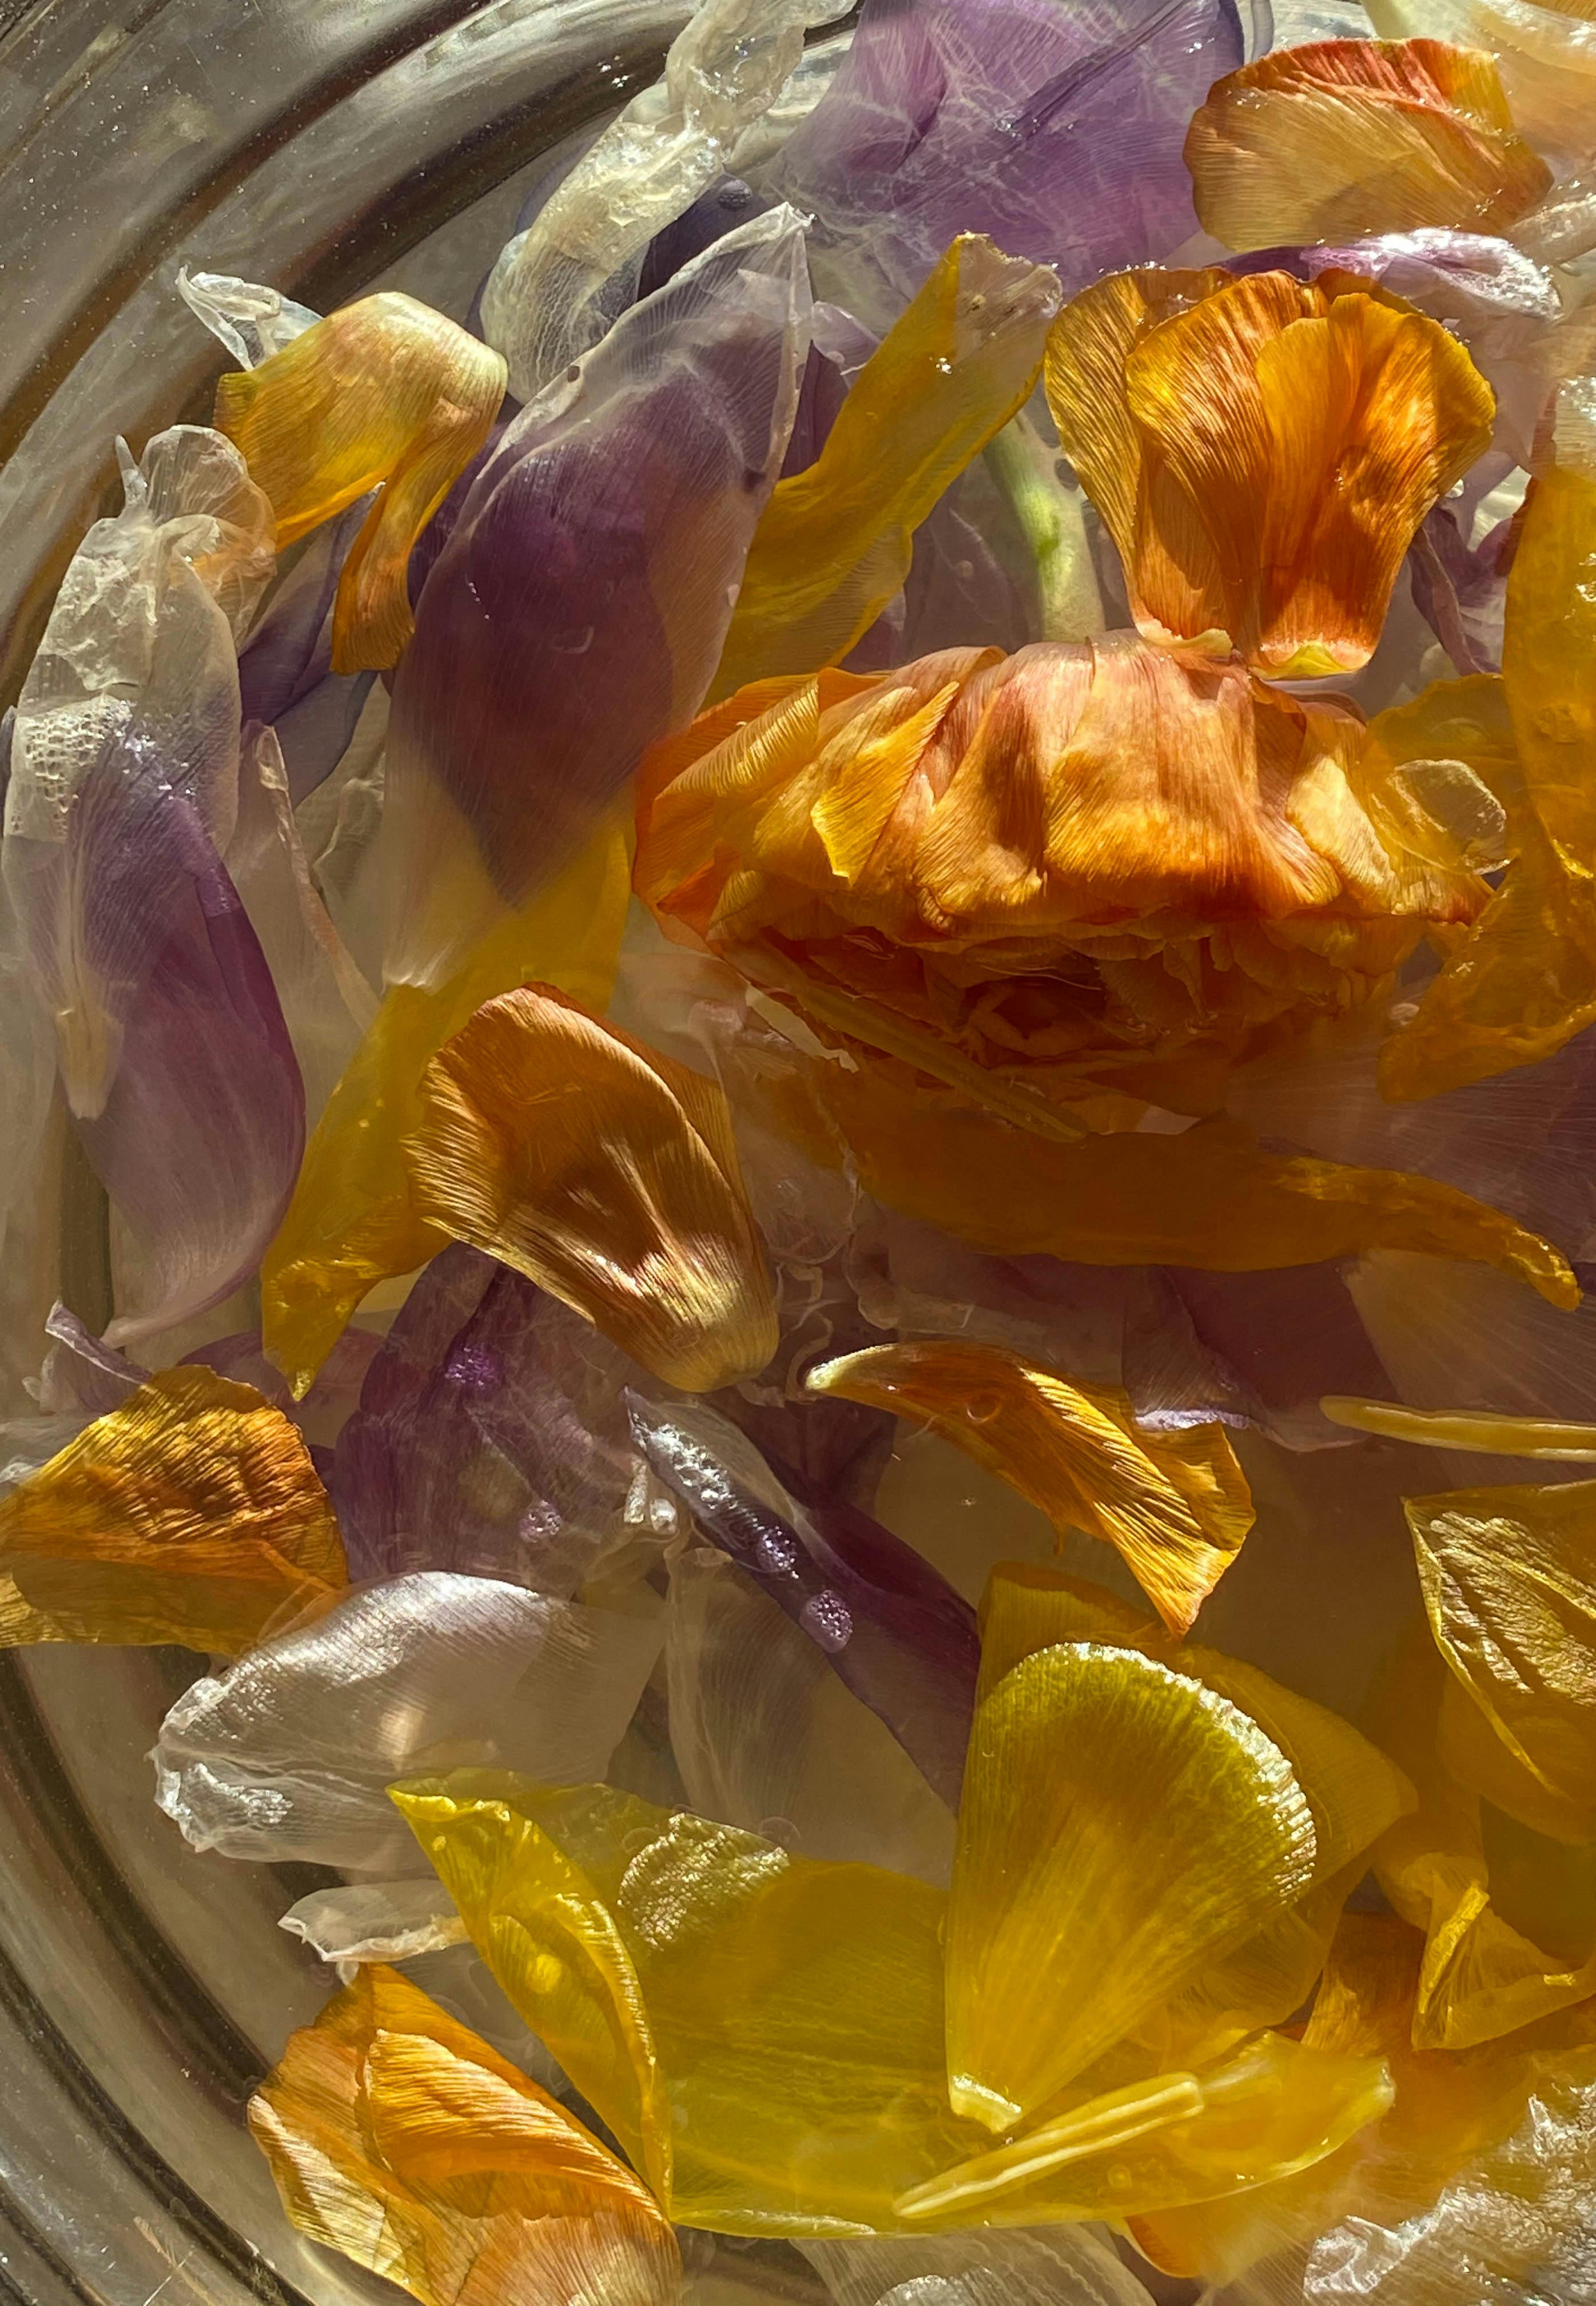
[1185,38,1552,251]
[0,1366,345,1653]
[1323,1396,1596,1457]
[944,1640,1319,2130]
[249,1965,679,2306]
[1046,270,1494,676]
[1407,1477,1596,1840]
[1351,671,1521,877]
[214,293,506,671]
[805,1341,1253,1636]
[895,2031,1391,2226]
[261,813,630,1399]
[711,235,1059,698]
[406,984,777,1391]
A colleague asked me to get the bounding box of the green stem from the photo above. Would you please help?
[984,413,1103,643]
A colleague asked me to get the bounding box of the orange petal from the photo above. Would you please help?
[215,293,506,671]
[1046,271,1494,676]
[0,1366,345,1653]
[1185,38,1552,251]
[249,1965,680,2306]
[406,984,777,1390]
[806,1341,1253,1635]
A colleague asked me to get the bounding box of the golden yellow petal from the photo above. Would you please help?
[214,293,506,671]
[711,235,1059,698]
[1407,1477,1596,1840]
[1323,1396,1596,1457]
[1185,38,1552,251]
[249,1964,679,2306]
[0,1366,345,1653]
[1352,672,1522,876]
[806,1341,1253,1636]
[405,985,777,1391]
[262,813,630,1399]
[944,1640,1319,2130]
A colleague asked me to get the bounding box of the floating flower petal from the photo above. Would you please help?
[1045,269,1495,677]
[1365,0,1596,164]
[407,987,777,1392]
[153,1569,660,1870]
[0,1365,345,1652]
[214,293,506,671]
[279,1880,465,1968]
[1323,1396,1596,1456]
[1186,40,1551,252]
[249,1965,681,2306]
[710,236,1060,698]
[944,1639,1318,2130]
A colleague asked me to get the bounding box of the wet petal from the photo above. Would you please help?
[0,1365,345,1652]
[1363,0,1596,163]
[260,812,631,1401]
[806,1340,1253,1636]
[153,1569,660,1868]
[1323,1397,1596,1456]
[249,1965,680,2306]
[214,293,506,671]
[1046,269,1494,675]
[1349,1251,1596,1436]
[238,500,377,805]
[279,1880,466,1967]
[944,1640,1319,2129]
[801,2227,1150,2306]
[1186,40,1551,252]
[711,236,1060,697]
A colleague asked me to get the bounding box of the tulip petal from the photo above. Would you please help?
[153,1569,660,1868]
[1323,1396,1596,1456]
[260,812,631,1401]
[279,1880,467,1968]
[214,293,506,671]
[1364,0,1596,165]
[806,1341,1252,1636]
[406,986,777,1392]
[1186,39,1551,252]
[249,1965,680,2306]
[710,236,1060,698]
[0,1365,344,1652]
[944,1640,1319,2129]
[800,2227,1151,2306]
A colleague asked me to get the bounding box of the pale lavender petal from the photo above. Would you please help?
[770,0,1254,323]
[36,1303,147,1417]
[329,1247,641,1590]
[1409,502,1513,676]
[627,1391,979,1806]
[238,501,375,805]
[639,176,771,295]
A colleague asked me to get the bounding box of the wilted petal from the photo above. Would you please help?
[406,987,778,1392]
[178,267,319,368]
[1186,39,1551,252]
[280,1879,467,1966]
[807,1341,1253,1636]
[329,1247,640,1589]
[249,1965,680,2306]
[1323,1396,1596,1456]
[630,1394,980,1807]
[769,0,1248,324]
[261,813,631,1401]
[35,1302,145,1418]
[711,236,1059,697]
[0,1365,344,1652]
[1364,0,1596,166]
[1348,1251,1596,1431]
[214,293,506,671]
[385,210,812,992]
[801,2227,1152,2306]
[238,501,377,805]
[944,1640,1318,2130]
[153,1569,660,1869]
[1046,269,1494,676]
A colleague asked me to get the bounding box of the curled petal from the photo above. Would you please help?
[407,987,777,1391]
[249,1965,680,2306]
[944,1640,1318,2130]
[1323,1396,1596,1456]
[806,1341,1253,1636]
[1185,39,1551,252]
[280,1880,466,1967]
[153,1569,660,1868]
[1046,269,1494,675]
[214,293,507,671]
[0,1365,345,1652]
[711,236,1060,697]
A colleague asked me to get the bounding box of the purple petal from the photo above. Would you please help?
[238,504,376,806]
[771,0,1251,320]
[1409,503,1513,677]
[627,1391,979,1806]
[381,206,812,986]
[329,1246,640,1591]
[639,177,771,296]
[36,1303,148,1417]
[1157,1265,1395,1452]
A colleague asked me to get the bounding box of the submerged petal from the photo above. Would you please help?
[711,236,1060,697]
[1185,39,1551,252]
[214,293,506,671]
[944,1640,1319,2130]
[407,987,777,1391]
[249,1965,680,2306]
[1323,1397,1596,1456]
[0,1365,345,1652]
[806,1341,1252,1636]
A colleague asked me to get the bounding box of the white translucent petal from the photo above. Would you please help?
[177,269,321,369]
[152,1569,662,1869]
[278,1878,465,1964]
[803,2224,1154,2306]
